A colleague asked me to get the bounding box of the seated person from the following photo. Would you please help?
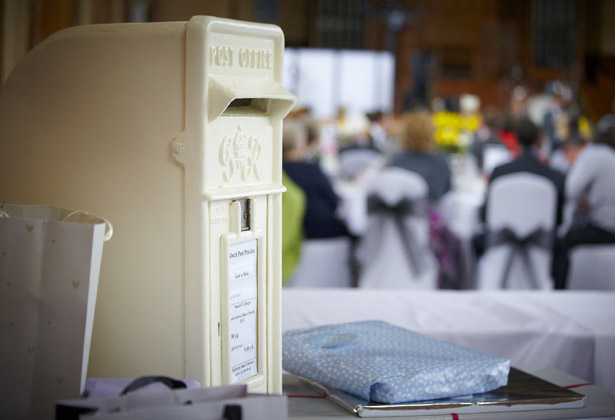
[366,110,396,155]
[497,115,521,159]
[550,134,585,174]
[388,110,452,202]
[487,116,565,221]
[471,108,507,173]
[563,118,615,252]
[283,119,349,239]
[281,170,306,284]
[388,110,459,287]
[477,116,566,287]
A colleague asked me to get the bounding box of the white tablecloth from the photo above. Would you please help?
[334,181,368,236]
[439,189,485,288]
[285,367,615,419]
[439,189,484,240]
[282,289,615,393]
[336,168,487,239]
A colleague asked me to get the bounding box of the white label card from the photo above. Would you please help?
[228,239,258,383]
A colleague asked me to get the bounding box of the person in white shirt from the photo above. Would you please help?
[566,123,615,240]
[556,118,615,287]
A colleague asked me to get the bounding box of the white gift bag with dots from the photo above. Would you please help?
[0,204,112,420]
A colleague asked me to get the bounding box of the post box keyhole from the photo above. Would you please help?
[237,199,250,231]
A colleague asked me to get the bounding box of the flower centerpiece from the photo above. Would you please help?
[433,111,481,154]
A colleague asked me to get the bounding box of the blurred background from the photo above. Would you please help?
[1,0,614,119]
[2,2,614,399]
[2,0,614,291]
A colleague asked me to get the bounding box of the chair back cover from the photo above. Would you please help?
[285,237,353,288]
[338,149,382,181]
[357,168,438,289]
[478,173,556,289]
[568,245,615,290]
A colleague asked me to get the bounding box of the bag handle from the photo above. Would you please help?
[119,376,188,395]
[61,210,114,242]
[0,207,113,242]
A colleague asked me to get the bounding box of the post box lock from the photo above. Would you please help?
[228,199,251,234]
[237,199,251,232]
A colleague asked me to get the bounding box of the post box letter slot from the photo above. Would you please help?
[222,98,269,116]
[208,75,295,121]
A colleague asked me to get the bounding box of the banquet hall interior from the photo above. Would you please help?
[1,0,614,413]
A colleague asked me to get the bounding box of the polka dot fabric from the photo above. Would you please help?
[282,320,510,404]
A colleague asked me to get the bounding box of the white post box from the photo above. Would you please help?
[0,16,295,393]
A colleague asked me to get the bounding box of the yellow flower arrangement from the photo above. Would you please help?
[432,111,481,153]
[578,115,592,141]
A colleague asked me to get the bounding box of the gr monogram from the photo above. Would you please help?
[219,125,262,182]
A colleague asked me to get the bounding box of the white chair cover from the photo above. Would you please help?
[477,173,556,289]
[284,237,353,288]
[357,168,438,289]
[338,149,382,180]
[568,244,615,290]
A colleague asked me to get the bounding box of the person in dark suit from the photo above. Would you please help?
[282,119,349,239]
[487,117,566,225]
[476,116,566,288]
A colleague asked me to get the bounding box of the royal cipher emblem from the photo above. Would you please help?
[219,124,262,182]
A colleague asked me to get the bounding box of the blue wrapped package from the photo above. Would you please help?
[283,321,510,404]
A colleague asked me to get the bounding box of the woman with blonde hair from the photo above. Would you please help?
[389,110,452,202]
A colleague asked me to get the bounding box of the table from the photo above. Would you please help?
[334,168,488,288]
[335,165,487,241]
[282,289,615,393]
[285,368,615,419]
[439,189,484,242]
[335,180,368,236]
[438,188,485,289]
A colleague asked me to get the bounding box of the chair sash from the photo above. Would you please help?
[367,194,428,277]
[486,227,552,289]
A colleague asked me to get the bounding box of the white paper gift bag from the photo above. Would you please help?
[0,204,112,420]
